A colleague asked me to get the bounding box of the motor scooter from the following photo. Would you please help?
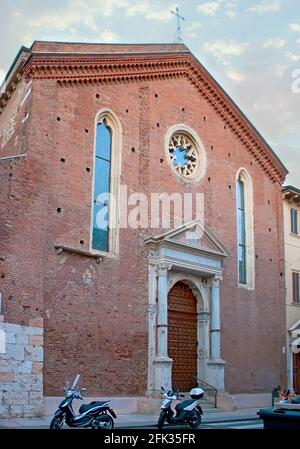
[157,385,204,429]
[50,374,116,429]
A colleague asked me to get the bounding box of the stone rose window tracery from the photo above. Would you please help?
[168,132,200,180]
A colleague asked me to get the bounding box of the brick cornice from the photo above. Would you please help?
[23,52,287,184]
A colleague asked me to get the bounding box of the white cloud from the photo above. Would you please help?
[186,22,203,39]
[273,64,288,76]
[27,0,174,36]
[286,52,300,62]
[197,2,220,16]
[225,9,237,18]
[263,37,286,49]
[126,2,173,22]
[202,40,249,65]
[226,67,245,81]
[98,30,119,42]
[248,0,281,15]
[297,38,300,44]
[289,23,300,32]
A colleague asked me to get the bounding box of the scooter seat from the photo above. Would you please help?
[175,400,197,411]
[79,401,109,414]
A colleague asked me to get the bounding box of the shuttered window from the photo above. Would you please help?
[291,208,298,235]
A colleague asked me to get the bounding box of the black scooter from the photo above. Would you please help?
[157,385,204,429]
[50,374,116,429]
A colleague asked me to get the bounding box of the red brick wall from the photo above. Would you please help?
[0,66,286,395]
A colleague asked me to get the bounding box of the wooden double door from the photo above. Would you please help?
[168,282,198,391]
[294,352,300,394]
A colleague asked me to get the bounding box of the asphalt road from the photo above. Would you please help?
[128,418,264,430]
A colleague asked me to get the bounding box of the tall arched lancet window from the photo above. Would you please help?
[236,169,255,288]
[91,110,122,256]
[237,178,246,284]
[92,120,111,252]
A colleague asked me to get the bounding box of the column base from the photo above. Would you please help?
[207,359,226,392]
[152,356,173,392]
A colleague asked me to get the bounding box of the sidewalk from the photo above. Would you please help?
[0,408,260,429]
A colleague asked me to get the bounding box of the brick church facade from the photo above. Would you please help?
[0,41,287,415]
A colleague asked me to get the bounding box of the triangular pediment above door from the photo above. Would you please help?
[145,219,230,258]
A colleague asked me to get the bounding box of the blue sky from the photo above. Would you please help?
[0,0,299,185]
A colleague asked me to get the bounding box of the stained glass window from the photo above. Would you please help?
[92,121,111,252]
[237,178,247,284]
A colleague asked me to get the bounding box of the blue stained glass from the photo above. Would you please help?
[237,180,245,210]
[92,120,111,252]
[237,209,246,244]
[94,158,110,200]
[237,179,246,284]
[96,122,111,161]
[171,146,189,166]
[92,227,109,252]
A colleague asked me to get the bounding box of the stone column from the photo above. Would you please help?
[198,311,210,381]
[207,275,226,392]
[156,262,171,357]
[210,276,221,360]
[153,261,173,392]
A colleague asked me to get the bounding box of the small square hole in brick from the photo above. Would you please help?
[85,129,89,133]
[80,240,84,245]
[86,167,90,172]
[61,157,66,163]
[182,107,185,112]
[96,93,100,99]
[126,109,129,113]
[157,123,160,128]
[57,117,61,121]
[155,93,158,98]
[132,147,136,153]
[57,208,62,214]
[208,177,211,182]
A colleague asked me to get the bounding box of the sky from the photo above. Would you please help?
[0,0,299,185]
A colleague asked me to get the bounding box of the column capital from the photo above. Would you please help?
[211,275,223,287]
[155,261,172,276]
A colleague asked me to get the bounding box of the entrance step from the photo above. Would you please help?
[45,396,219,416]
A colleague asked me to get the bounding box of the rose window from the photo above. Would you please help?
[168,133,199,179]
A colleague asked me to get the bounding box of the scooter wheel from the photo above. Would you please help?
[93,415,114,429]
[50,415,64,429]
[157,412,166,429]
[187,411,202,428]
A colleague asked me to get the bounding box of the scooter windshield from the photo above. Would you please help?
[71,374,81,390]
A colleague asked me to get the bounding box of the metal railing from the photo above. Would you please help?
[196,378,218,408]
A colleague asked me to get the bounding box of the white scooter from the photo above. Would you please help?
[157,385,204,428]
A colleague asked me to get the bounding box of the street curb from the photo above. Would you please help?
[115,416,260,428]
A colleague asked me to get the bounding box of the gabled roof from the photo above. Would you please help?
[145,218,230,259]
[0,41,288,184]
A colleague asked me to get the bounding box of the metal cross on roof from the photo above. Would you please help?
[171,6,185,43]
